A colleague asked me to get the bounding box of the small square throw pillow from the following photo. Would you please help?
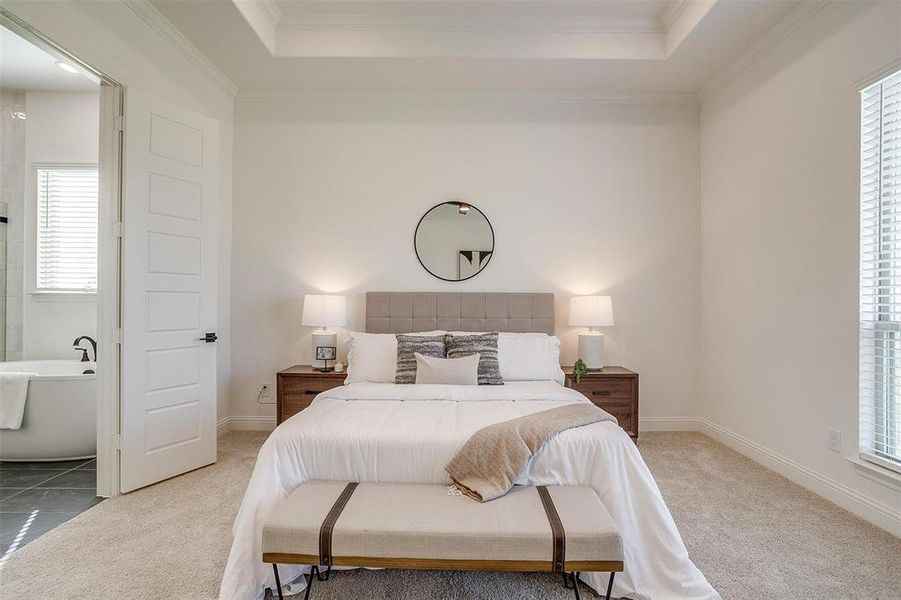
[414,353,480,385]
[445,332,504,385]
[395,334,446,384]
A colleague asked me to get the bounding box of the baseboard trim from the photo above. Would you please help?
[698,418,901,537]
[638,417,701,431]
[217,415,277,437]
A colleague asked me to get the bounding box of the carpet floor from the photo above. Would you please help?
[0,431,898,599]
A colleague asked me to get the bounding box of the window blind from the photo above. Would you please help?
[860,69,901,473]
[36,167,99,292]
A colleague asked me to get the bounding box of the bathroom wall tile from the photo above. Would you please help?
[6,242,21,268]
[5,324,22,356]
[0,161,25,187]
[5,293,21,315]
[0,125,25,163]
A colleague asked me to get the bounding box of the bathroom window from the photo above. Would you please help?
[35,166,99,292]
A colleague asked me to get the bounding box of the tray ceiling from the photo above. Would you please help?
[150,0,807,94]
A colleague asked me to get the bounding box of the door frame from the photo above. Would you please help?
[0,9,124,497]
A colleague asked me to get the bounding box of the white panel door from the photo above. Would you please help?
[120,88,218,493]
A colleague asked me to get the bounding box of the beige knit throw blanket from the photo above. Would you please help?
[445,403,616,502]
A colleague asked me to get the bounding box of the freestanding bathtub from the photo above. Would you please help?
[0,360,97,461]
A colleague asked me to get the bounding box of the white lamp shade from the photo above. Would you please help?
[301,294,347,327]
[569,296,614,327]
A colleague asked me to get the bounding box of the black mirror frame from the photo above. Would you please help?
[413,201,495,283]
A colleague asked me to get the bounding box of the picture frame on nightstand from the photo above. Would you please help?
[314,346,337,372]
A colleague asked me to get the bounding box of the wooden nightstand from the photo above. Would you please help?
[564,366,639,441]
[276,365,345,424]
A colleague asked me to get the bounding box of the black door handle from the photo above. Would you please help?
[198,332,218,343]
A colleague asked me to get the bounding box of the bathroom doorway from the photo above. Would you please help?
[0,12,121,560]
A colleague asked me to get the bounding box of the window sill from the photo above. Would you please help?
[845,455,901,492]
[29,291,98,302]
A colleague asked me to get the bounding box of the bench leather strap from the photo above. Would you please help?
[537,485,566,573]
[319,482,358,566]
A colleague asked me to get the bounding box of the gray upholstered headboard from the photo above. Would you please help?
[366,292,554,334]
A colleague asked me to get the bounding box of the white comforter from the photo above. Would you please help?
[220,381,719,600]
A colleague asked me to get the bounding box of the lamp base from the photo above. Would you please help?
[312,330,338,371]
[578,332,605,370]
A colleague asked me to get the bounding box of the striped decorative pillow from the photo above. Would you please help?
[446,332,504,385]
[395,334,446,384]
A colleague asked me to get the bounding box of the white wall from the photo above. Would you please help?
[700,1,901,534]
[231,95,700,422]
[4,0,235,419]
[22,91,99,360]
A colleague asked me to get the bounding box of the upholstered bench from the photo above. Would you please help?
[262,481,624,600]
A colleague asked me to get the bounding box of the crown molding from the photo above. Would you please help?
[658,0,693,30]
[122,0,238,97]
[698,0,830,101]
[236,89,698,105]
[856,58,901,93]
[276,14,664,34]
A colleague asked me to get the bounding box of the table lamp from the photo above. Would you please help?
[569,296,614,370]
[301,294,347,372]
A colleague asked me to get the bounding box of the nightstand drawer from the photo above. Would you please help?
[282,397,314,421]
[277,366,346,425]
[282,378,342,398]
[598,403,633,426]
[563,366,638,441]
[568,379,633,402]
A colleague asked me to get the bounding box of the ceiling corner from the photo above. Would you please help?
[123,0,238,96]
[230,0,278,55]
[257,0,281,29]
[659,0,693,30]
[664,0,720,57]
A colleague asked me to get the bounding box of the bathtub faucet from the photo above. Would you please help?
[73,336,97,362]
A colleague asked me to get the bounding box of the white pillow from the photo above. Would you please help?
[448,332,563,384]
[414,353,479,385]
[345,331,445,384]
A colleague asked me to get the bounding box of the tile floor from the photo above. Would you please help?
[0,458,101,560]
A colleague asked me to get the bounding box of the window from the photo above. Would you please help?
[35,166,99,292]
[860,68,901,473]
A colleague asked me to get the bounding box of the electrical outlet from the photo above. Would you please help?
[260,384,270,398]
[827,429,842,453]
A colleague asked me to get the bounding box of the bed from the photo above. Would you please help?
[220,293,719,600]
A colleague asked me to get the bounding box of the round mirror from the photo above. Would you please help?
[414,201,494,282]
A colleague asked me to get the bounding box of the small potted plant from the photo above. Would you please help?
[573,359,588,384]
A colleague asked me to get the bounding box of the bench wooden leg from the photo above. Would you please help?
[605,572,616,600]
[271,564,283,600]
